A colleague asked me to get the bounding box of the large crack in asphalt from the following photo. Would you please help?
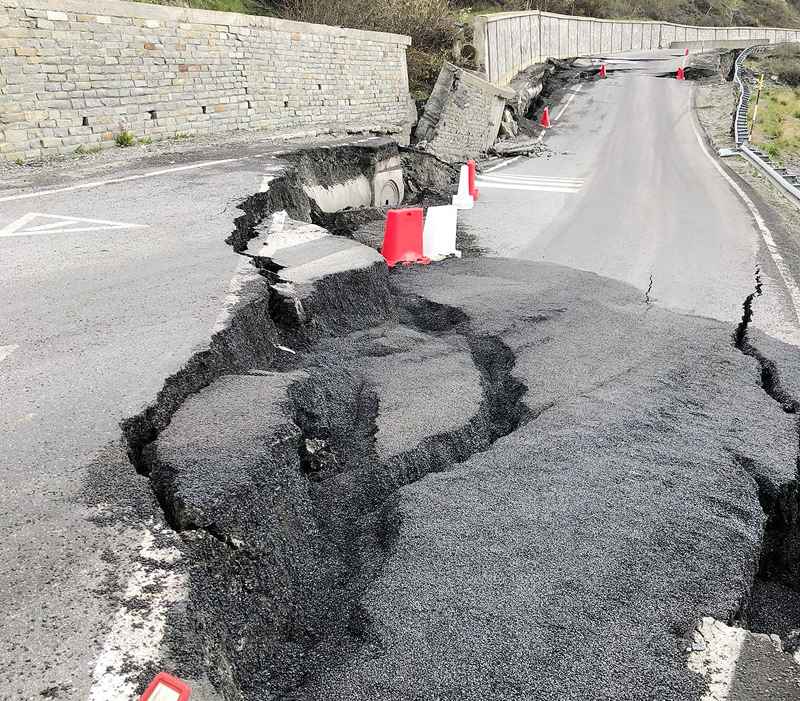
[732,270,800,655]
[137,289,532,699]
[111,143,800,698]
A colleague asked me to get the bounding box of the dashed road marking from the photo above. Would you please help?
[476,173,585,194]
[554,84,584,122]
[0,213,147,237]
[688,85,800,328]
[0,345,18,364]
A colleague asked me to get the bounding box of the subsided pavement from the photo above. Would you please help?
[2,49,800,701]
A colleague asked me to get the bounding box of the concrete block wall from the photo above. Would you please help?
[0,0,411,162]
[475,10,800,85]
[415,63,514,163]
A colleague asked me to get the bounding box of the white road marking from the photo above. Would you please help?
[0,212,147,237]
[475,180,581,194]
[483,156,523,173]
[687,617,746,701]
[256,213,328,259]
[0,345,18,364]
[476,172,585,194]
[689,85,800,328]
[88,521,186,701]
[554,84,584,121]
[0,158,249,203]
[478,173,585,185]
[0,126,373,204]
[212,256,262,334]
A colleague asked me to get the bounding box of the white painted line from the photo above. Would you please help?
[25,220,78,232]
[477,173,585,185]
[212,256,262,334]
[554,84,584,122]
[0,212,147,237]
[0,158,248,203]
[0,344,18,364]
[257,214,328,259]
[483,156,523,173]
[88,522,186,701]
[689,85,800,328]
[474,181,581,194]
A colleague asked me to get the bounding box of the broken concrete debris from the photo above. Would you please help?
[414,62,514,162]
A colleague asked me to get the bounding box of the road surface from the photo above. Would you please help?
[0,139,312,700]
[2,49,800,701]
[468,49,800,346]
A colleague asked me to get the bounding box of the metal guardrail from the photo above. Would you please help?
[731,43,800,211]
[732,44,769,145]
[740,145,800,210]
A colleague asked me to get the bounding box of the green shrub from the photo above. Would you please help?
[116,129,135,147]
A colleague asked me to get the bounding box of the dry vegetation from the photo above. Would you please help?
[746,44,800,167]
[276,0,464,95]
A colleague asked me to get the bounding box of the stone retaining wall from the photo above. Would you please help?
[0,0,412,162]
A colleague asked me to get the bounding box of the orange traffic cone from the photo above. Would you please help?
[381,208,426,268]
[685,48,690,56]
[540,107,551,128]
[677,67,685,81]
[467,158,478,201]
[599,64,607,78]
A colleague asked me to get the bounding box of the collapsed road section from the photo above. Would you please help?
[111,139,800,700]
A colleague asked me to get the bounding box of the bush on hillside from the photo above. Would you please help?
[277,0,464,93]
[277,0,462,50]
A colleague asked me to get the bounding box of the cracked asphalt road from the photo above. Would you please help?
[470,49,800,346]
[0,135,374,699]
[3,48,800,701]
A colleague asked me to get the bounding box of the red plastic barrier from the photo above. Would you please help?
[139,672,191,701]
[467,158,478,201]
[381,208,425,268]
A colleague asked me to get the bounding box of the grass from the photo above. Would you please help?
[75,145,102,155]
[116,130,136,147]
[746,43,800,88]
[124,0,277,14]
[748,85,800,165]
